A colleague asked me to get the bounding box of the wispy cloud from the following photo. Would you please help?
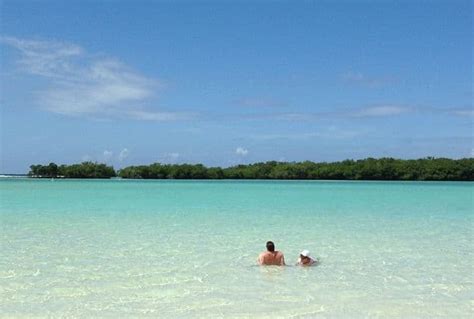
[350,105,410,117]
[237,97,287,108]
[118,148,129,162]
[241,105,412,122]
[235,147,248,156]
[157,152,180,163]
[449,108,473,117]
[1,36,192,121]
[250,126,364,141]
[1,36,84,78]
[418,106,474,119]
[342,71,396,88]
[127,110,194,121]
[103,150,113,161]
[271,113,324,121]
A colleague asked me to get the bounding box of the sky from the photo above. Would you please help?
[0,0,472,173]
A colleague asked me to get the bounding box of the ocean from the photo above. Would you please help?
[1,179,472,318]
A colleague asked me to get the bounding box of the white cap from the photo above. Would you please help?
[300,249,310,257]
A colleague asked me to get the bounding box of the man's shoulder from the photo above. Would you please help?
[260,251,284,257]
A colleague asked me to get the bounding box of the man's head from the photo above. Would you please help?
[266,241,275,252]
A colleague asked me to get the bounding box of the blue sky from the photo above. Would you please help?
[1,0,472,173]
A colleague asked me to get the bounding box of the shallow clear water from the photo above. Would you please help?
[1,179,472,318]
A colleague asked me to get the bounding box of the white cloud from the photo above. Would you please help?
[128,110,194,121]
[351,105,409,117]
[342,72,395,88]
[118,148,129,162]
[250,126,363,141]
[103,150,113,161]
[243,105,411,122]
[238,97,287,108]
[1,36,191,121]
[236,147,248,156]
[0,36,83,78]
[273,113,315,121]
[158,152,180,163]
[450,109,474,117]
[243,104,472,122]
[166,152,180,159]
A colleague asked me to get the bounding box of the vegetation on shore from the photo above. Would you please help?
[29,162,116,178]
[28,158,473,181]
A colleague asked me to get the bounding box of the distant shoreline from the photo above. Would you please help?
[18,157,474,181]
[2,177,473,183]
[0,174,28,178]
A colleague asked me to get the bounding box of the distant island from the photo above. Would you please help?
[27,158,473,181]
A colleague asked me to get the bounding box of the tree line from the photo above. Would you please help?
[29,158,474,180]
[29,162,116,178]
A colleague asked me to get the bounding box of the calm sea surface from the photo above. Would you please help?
[1,179,472,318]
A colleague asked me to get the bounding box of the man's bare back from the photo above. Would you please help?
[258,251,285,265]
[258,241,286,266]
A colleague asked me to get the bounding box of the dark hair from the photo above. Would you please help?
[266,241,275,252]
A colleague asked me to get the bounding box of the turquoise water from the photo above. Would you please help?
[1,179,472,318]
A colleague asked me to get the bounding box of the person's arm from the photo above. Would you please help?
[280,254,286,266]
[257,254,263,265]
[295,257,301,266]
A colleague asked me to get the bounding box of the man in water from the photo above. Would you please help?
[258,241,286,265]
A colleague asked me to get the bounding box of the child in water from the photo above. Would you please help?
[296,249,317,266]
